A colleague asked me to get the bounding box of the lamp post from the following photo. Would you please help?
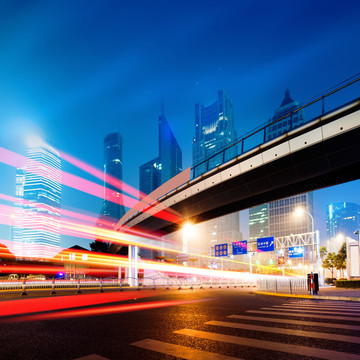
[354,230,360,276]
[295,207,316,273]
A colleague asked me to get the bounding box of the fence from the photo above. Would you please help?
[257,277,307,294]
[0,276,256,295]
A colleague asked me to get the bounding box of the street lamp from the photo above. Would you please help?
[354,230,360,276]
[295,207,316,272]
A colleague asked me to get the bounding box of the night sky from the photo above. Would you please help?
[0,0,359,249]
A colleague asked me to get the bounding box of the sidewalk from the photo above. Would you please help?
[255,286,360,302]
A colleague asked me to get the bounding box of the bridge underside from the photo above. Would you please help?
[128,103,360,235]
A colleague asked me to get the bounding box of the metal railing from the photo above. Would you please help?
[257,277,307,294]
[191,74,360,179]
[0,276,256,295]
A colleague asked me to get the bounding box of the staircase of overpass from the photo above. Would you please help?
[117,75,360,235]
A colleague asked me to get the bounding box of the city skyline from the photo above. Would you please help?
[0,1,359,250]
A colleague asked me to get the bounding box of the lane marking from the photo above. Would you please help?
[228,314,360,330]
[131,339,241,360]
[259,307,360,317]
[247,310,360,321]
[274,305,360,312]
[175,329,360,360]
[283,304,360,309]
[206,320,360,344]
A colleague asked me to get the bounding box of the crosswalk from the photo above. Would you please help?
[131,299,360,359]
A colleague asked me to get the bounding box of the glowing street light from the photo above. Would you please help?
[295,207,316,272]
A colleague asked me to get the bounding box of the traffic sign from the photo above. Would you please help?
[215,243,228,257]
[289,246,304,258]
[232,241,247,255]
[257,237,275,252]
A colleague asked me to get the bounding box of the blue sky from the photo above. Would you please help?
[0,0,359,249]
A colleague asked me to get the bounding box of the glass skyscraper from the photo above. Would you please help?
[326,202,360,252]
[95,133,126,253]
[12,141,61,259]
[192,90,241,255]
[139,108,182,259]
[101,133,125,222]
[193,89,237,177]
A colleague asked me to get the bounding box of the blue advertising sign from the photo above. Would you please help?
[215,243,228,257]
[257,237,275,252]
[232,241,247,255]
[289,246,304,258]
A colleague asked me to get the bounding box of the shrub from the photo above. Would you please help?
[325,277,336,285]
[335,280,360,288]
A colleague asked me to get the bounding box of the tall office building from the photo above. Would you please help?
[193,89,237,177]
[249,90,313,243]
[95,133,126,252]
[101,133,126,222]
[139,106,183,259]
[249,204,269,244]
[192,90,241,255]
[12,140,61,259]
[326,202,360,252]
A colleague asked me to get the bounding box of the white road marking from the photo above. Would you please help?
[131,338,241,359]
[175,328,360,360]
[228,314,360,330]
[206,320,360,344]
[247,309,360,321]
[259,307,360,316]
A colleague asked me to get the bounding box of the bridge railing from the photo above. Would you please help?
[191,74,360,179]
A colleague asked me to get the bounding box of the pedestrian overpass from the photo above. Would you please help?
[117,78,360,235]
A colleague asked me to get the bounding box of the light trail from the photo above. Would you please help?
[4,298,211,322]
[0,291,165,319]
[0,146,181,224]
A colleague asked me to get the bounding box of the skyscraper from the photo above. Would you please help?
[249,90,313,243]
[193,89,237,177]
[102,133,125,222]
[94,133,126,253]
[138,105,183,259]
[12,140,61,259]
[326,202,360,252]
[192,90,241,255]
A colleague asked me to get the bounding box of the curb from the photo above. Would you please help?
[254,291,360,302]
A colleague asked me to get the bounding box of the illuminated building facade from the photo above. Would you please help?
[192,90,241,256]
[249,204,269,245]
[12,142,61,259]
[326,202,360,252]
[101,133,125,223]
[193,89,237,177]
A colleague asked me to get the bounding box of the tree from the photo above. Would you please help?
[89,240,110,253]
[334,242,347,278]
[323,252,336,279]
[320,246,328,280]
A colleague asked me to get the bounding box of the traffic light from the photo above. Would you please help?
[278,256,284,265]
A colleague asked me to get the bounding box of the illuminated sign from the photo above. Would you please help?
[257,237,275,252]
[289,246,304,258]
[215,243,228,257]
[232,241,247,255]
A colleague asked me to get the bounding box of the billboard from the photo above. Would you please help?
[215,243,228,257]
[232,241,247,255]
[257,237,275,252]
[289,246,304,258]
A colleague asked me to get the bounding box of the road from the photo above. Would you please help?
[1,288,360,359]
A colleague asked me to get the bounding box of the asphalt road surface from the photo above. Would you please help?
[1,288,360,360]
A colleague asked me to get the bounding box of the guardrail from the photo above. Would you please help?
[257,277,307,294]
[0,276,256,296]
